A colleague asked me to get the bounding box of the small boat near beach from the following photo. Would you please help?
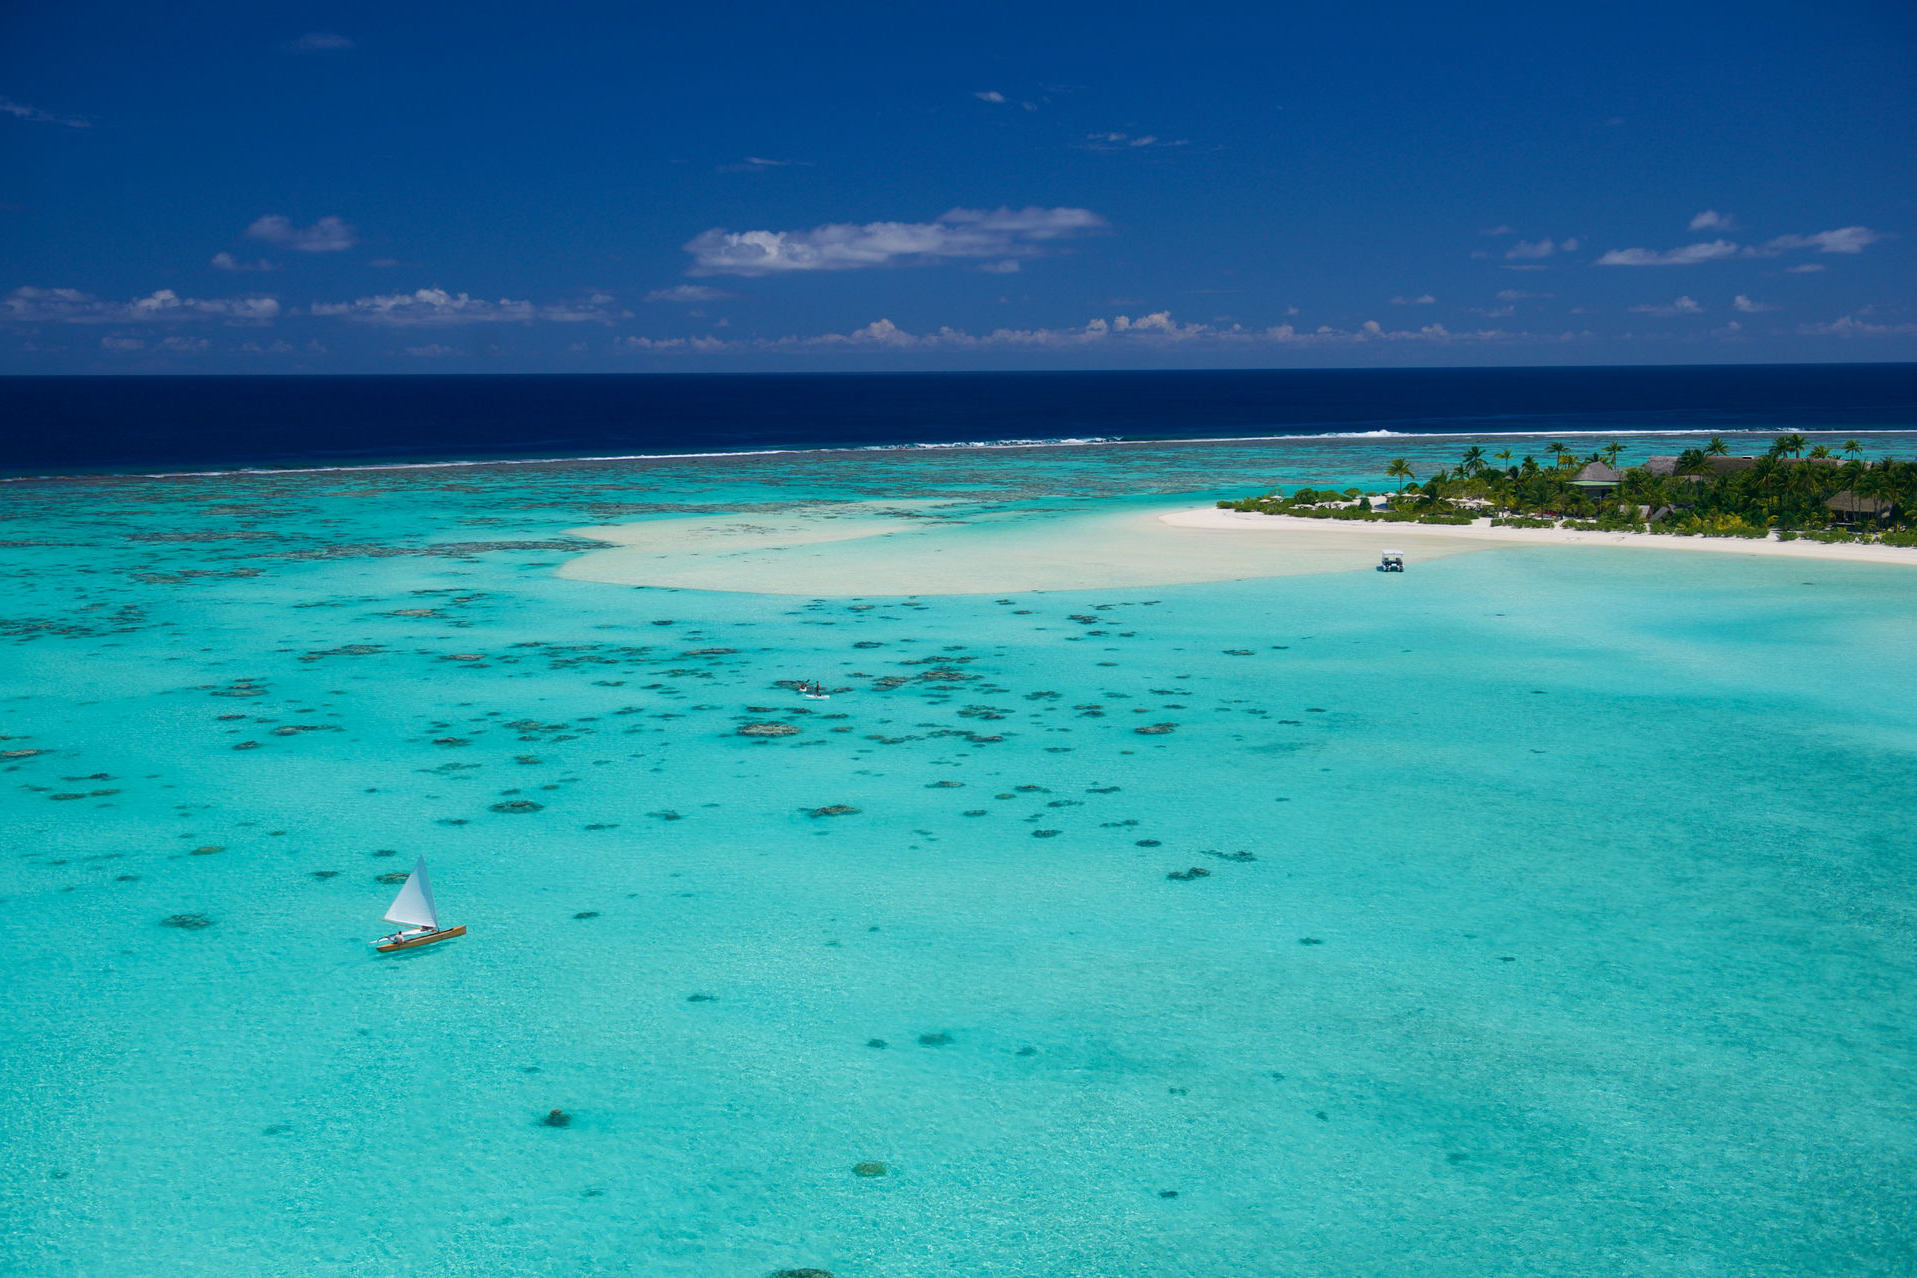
[1377,550,1405,572]
[801,680,831,700]
[373,856,466,952]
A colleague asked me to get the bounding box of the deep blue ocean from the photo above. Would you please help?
[2,363,1914,475]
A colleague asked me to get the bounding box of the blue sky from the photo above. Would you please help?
[2,1,1913,373]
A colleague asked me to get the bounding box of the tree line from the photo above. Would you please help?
[1222,436,1916,544]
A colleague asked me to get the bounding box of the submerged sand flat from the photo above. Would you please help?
[558,501,1497,595]
[559,497,1917,597]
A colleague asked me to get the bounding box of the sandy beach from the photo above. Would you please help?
[1164,507,1917,567]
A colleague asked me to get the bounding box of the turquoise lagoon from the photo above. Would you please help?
[3,433,1916,1277]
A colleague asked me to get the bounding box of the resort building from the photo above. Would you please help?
[1826,490,1893,524]
[1568,460,1623,499]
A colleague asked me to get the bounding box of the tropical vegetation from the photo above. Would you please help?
[1219,436,1917,544]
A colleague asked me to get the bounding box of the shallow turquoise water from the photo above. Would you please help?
[3,435,1916,1277]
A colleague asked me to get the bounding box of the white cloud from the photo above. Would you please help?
[1732,294,1777,313]
[974,91,1007,103]
[1594,240,1741,266]
[245,214,357,253]
[1784,263,1825,274]
[1797,315,1917,337]
[234,337,323,355]
[1628,296,1705,315]
[976,260,1022,274]
[1689,210,1735,230]
[716,156,811,173]
[683,206,1107,277]
[645,284,731,303]
[618,310,1566,355]
[0,96,90,128]
[1598,226,1886,267]
[616,335,732,352]
[402,344,461,357]
[1389,294,1436,305]
[1480,225,1515,236]
[99,334,210,353]
[211,252,276,272]
[1761,226,1885,255]
[1496,289,1553,300]
[284,32,354,52]
[1083,132,1188,152]
[5,287,280,323]
[1506,239,1559,260]
[309,287,626,325]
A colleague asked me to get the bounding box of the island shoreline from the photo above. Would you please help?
[1161,506,1917,566]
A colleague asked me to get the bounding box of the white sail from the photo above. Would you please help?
[383,857,439,930]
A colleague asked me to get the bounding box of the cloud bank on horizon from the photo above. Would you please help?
[0,0,1911,371]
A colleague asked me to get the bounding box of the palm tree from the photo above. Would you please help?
[1842,439,1863,460]
[1460,445,1486,476]
[1808,444,1833,459]
[1705,437,1729,456]
[1675,448,1707,477]
[1856,462,1898,514]
[1771,433,1807,458]
[1385,458,1414,492]
[1494,448,1512,462]
[1600,441,1624,468]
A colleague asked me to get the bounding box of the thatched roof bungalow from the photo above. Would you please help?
[1826,490,1893,523]
[1568,461,1623,497]
[1643,453,1845,477]
[1641,455,1758,477]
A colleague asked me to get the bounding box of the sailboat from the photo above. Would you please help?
[373,856,466,952]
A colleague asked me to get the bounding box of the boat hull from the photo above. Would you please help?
[376,925,466,953]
